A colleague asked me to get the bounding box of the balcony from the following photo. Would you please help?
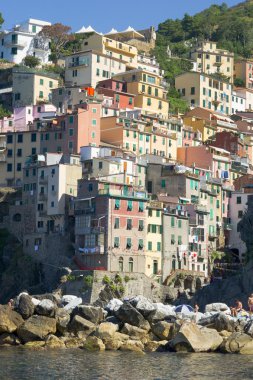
[38,193,47,201]
[194,204,209,214]
[39,210,47,217]
[75,207,95,215]
[4,40,26,49]
[39,176,48,184]
[0,142,6,149]
[104,40,136,56]
[98,188,147,199]
[0,153,6,162]
[68,61,89,69]
[78,245,104,254]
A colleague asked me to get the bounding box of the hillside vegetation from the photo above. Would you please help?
[154,0,253,112]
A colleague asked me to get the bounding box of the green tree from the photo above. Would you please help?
[23,55,41,68]
[234,78,245,87]
[39,23,73,63]
[0,105,11,119]
[0,13,4,29]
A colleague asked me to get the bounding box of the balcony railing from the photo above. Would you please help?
[75,207,95,215]
[98,188,147,199]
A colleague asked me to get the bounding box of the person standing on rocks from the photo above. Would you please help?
[248,294,253,315]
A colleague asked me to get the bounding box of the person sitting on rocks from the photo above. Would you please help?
[230,300,243,317]
[248,294,253,315]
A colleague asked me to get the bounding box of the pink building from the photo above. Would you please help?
[97,79,135,110]
[177,145,231,181]
[74,179,147,272]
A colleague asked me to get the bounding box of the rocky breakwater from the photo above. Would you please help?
[1,294,253,354]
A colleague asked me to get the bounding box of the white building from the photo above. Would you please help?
[232,90,246,114]
[65,50,126,88]
[0,18,51,64]
[229,191,248,260]
[235,88,253,111]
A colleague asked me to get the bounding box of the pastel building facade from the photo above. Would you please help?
[65,50,126,88]
[190,41,234,83]
[234,60,253,89]
[176,72,232,115]
[0,18,51,64]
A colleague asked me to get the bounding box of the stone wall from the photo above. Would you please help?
[62,270,177,304]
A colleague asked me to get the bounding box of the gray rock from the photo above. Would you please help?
[83,336,105,351]
[0,333,21,346]
[205,303,230,314]
[170,322,222,352]
[213,313,236,332]
[221,332,253,354]
[121,323,148,340]
[36,299,56,317]
[105,299,123,313]
[74,305,104,324]
[18,294,35,320]
[63,297,82,312]
[17,315,56,343]
[55,308,70,334]
[129,296,155,318]
[68,315,96,335]
[115,302,150,330]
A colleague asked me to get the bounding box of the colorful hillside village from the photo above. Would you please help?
[1,19,253,284]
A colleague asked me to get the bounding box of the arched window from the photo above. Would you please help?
[119,257,123,272]
[129,257,133,272]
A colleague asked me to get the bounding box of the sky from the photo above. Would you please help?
[1,0,241,33]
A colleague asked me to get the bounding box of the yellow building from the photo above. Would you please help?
[175,72,232,115]
[145,201,163,280]
[0,130,40,187]
[100,116,177,160]
[190,41,234,83]
[113,69,169,117]
[80,33,138,69]
[12,67,59,108]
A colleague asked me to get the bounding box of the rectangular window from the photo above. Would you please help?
[148,241,152,251]
[139,202,144,212]
[126,219,132,230]
[139,220,144,231]
[115,199,120,210]
[69,129,74,136]
[178,236,182,245]
[40,78,44,85]
[237,196,242,204]
[96,68,100,76]
[114,237,119,248]
[17,163,22,172]
[126,238,132,249]
[69,115,74,124]
[171,216,175,227]
[191,87,195,95]
[39,91,43,99]
[157,242,161,251]
[17,134,23,143]
[127,200,133,211]
[7,163,12,172]
[31,133,36,142]
[114,218,120,229]
[11,47,17,55]
[178,219,182,228]
[92,119,97,126]
[161,179,166,188]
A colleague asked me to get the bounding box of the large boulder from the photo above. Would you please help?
[205,303,231,314]
[17,315,56,343]
[151,321,175,341]
[170,322,222,352]
[213,313,236,332]
[83,336,105,351]
[36,300,56,317]
[129,296,155,318]
[74,305,104,324]
[221,332,253,354]
[147,304,176,324]
[63,297,82,312]
[18,294,35,319]
[68,315,95,335]
[55,308,70,334]
[0,305,24,333]
[115,302,150,330]
[105,299,123,313]
[121,323,148,341]
[95,322,119,340]
[62,337,84,349]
